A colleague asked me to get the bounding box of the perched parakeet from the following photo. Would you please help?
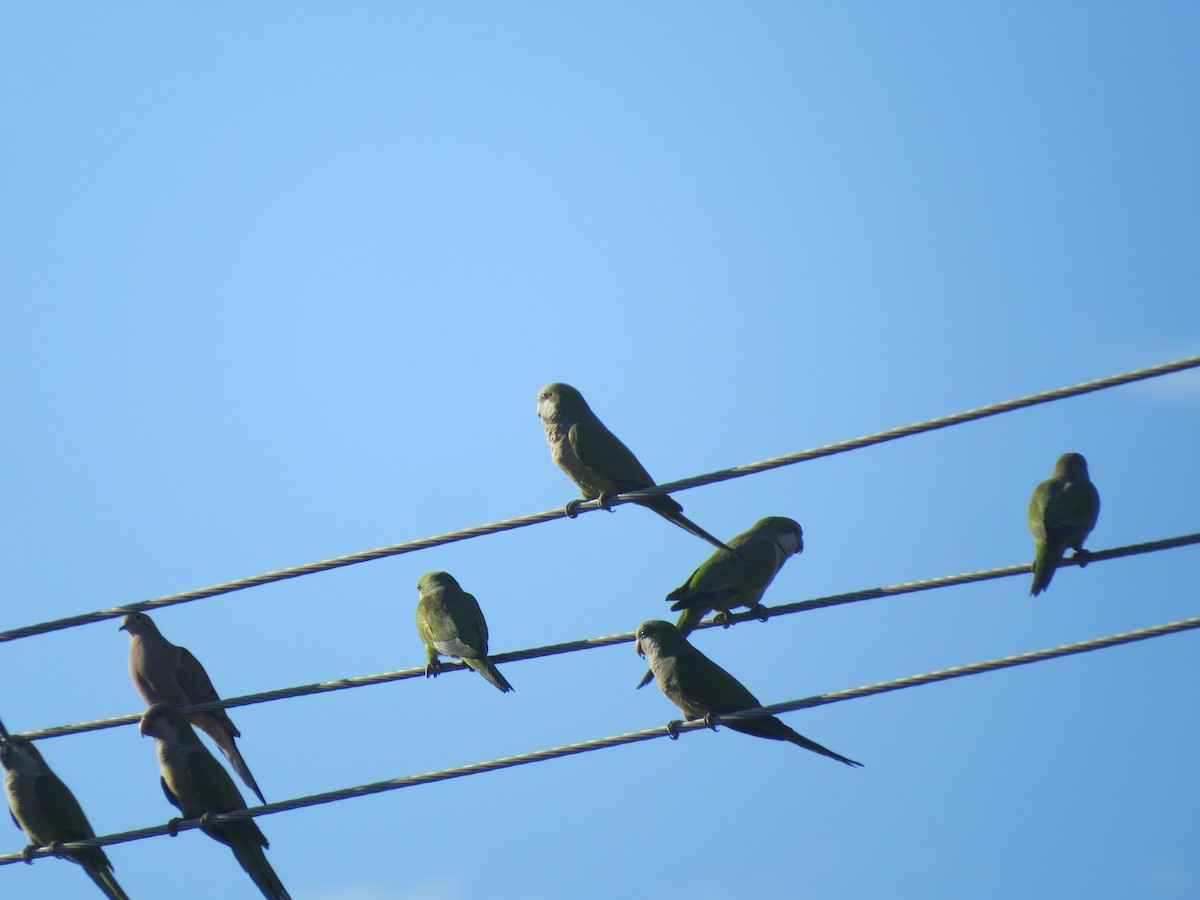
[536,382,733,554]
[415,571,513,693]
[139,704,290,900]
[635,620,862,767]
[121,611,266,805]
[0,719,129,899]
[1027,452,1101,597]
[635,516,803,689]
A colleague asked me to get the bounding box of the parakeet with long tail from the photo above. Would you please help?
[140,704,290,900]
[415,571,513,693]
[1027,452,1100,596]
[536,382,733,554]
[0,717,129,899]
[635,620,862,767]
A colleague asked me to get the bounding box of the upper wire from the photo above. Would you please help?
[2,354,1198,645]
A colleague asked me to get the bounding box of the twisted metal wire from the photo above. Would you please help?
[2,354,1197,646]
[5,612,1197,864]
[17,531,1200,743]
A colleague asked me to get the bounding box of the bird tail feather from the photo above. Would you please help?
[198,720,268,806]
[466,657,514,693]
[1030,539,1062,596]
[233,838,292,900]
[84,865,130,900]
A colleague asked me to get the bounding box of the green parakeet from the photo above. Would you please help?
[536,382,733,554]
[635,516,803,689]
[0,719,129,899]
[139,705,291,900]
[1027,452,1100,596]
[635,620,862,767]
[121,611,266,805]
[415,571,513,693]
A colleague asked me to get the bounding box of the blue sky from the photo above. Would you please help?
[3,4,1199,899]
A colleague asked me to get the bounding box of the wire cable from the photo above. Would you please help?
[17,530,1200,743]
[5,611,1197,864]
[2,354,1197,646]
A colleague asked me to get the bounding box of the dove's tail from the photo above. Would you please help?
[195,717,267,806]
[466,656,515,693]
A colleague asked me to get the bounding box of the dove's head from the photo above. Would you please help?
[119,611,161,638]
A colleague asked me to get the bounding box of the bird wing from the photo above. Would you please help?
[567,419,655,490]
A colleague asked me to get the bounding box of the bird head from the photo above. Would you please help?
[139,704,191,741]
[119,611,160,637]
[759,516,803,557]
[415,571,460,597]
[0,729,43,774]
[536,382,587,425]
[635,620,684,660]
[1054,452,1090,480]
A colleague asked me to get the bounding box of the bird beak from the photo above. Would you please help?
[635,637,645,658]
[0,717,10,741]
[138,719,149,738]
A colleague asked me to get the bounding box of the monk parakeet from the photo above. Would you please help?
[121,611,266,805]
[0,718,129,899]
[139,704,290,900]
[635,620,862,767]
[415,571,513,693]
[536,382,733,553]
[1027,452,1101,596]
[635,516,803,689]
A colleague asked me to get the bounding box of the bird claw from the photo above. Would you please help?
[564,499,583,519]
[752,605,770,623]
[46,841,65,859]
[666,719,683,740]
[424,662,441,679]
[1072,548,1092,568]
[714,611,733,629]
[702,713,720,732]
[596,491,615,512]
[166,817,183,837]
[198,813,215,829]
[21,845,36,864]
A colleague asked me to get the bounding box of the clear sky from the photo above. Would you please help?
[3,4,1199,899]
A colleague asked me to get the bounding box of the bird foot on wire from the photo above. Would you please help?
[564,499,583,519]
[702,713,720,732]
[21,845,37,864]
[752,605,770,623]
[596,491,615,512]
[46,841,65,859]
[714,611,733,629]
[666,719,684,740]
[1072,548,1092,568]
[166,818,184,837]
[424,662,441,679]
[198,813,216,830]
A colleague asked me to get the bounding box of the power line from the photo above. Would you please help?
[17,530,1200,744]
[5,611,1197,865]
[2,355,1197,647]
